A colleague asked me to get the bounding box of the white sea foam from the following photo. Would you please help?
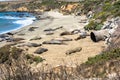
[13,17,35,27]
[0,16,22,19]
[0,17,36,34]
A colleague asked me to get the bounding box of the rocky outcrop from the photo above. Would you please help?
[60,3,79,14]
[16,6,28,12]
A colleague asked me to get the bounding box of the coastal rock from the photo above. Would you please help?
[66,47,82,55]
[43,40,65,45]
[60,3,78,14]
[17,7,28,12]
[34,48,48,54]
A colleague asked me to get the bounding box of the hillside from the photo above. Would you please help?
[0,0,120,79]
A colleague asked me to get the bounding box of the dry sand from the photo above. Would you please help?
[0,11,106,67]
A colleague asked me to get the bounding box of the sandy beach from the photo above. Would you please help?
[0,11,106,67]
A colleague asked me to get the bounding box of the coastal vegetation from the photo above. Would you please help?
[0,0,120,79]
[82,0,120,30]
[0,45,120,79]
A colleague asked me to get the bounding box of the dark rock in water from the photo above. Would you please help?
[60,31,72,36]
[66,47,82,55]
[34,48,48,54]
[28,27,38,31]
[30,37,42,41]
[43,40,65,45]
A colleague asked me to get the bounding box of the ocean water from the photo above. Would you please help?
[0,12,35,34]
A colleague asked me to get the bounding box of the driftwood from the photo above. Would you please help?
[90,29,109,42]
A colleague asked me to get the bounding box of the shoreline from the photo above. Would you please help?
[0,11,36,35]
[0,11,106,67]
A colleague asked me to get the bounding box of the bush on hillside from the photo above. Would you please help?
[84,20,103,30]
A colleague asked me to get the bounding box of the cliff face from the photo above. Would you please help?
[109,23,120,49]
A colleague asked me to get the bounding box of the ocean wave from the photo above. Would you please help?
[0,12,36,34]
[0,16,22,19]
[13,17,36,27]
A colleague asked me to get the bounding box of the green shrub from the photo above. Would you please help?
[0,45,11,63]
[11,47,23,59]
[84,20,103,30]
[0,45,23,64]
[26,54,44,64]
[85,48,120,65]
[33,56,44,63]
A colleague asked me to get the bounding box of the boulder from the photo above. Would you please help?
[17,7,28,12]
[66,47,82,55]
[34,48,48,54]
[45,31,54,35]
